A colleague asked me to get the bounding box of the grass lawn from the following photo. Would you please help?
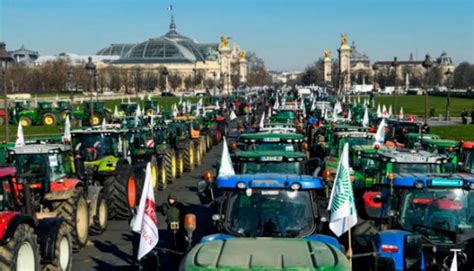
[0,125,63,141]
[430,125,474,141]
[375,95,474,117]
[102,97,200,111]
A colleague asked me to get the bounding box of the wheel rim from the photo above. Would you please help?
[59,236,70,270]
[92,116,100,125]
[128,176,137,208]
[151,164,158,188]
[76,198,88,244]
[98,199,107,229]
[16,240,35,271]
[171,155,177,178]
[20,119,29,126]
[161,166,166,186]
[44,116,54,125]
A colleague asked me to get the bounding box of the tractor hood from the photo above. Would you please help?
[216,173,324,190]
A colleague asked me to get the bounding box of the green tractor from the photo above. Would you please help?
[73,101,111,126]
[119,102,138,118]
[56,100,73,121]
[36,101,62,126]
[9,101,41,127]
[71,127,138,220]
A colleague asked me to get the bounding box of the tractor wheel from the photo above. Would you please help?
[19,116,32,127]
[206,133,212,151]
[150,156,159,190]
[175,151,184,178]
[104,164,137,220]
[200,136,207,154]
[183,141,195,172]
[89,192,109,235]
[165,149,177,184]
[42,113,57,126]
[60,110,71,120]
[194,139,203,166]
[90,114,101,126]
[0,224,40,271]
[157,159,167,191]
[53,188,89,251]
[44,223,72,271]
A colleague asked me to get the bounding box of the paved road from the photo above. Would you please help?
[73,141,224,270]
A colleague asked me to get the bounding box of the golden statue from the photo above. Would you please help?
[239,51,246,60]
[323,49,331,59]
[220,36,229,49]
[341,33,348,46]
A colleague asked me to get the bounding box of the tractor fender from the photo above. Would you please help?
[0,212,35,245]
[375,230,425,270]
[304,234,343,251]
[36,217,65,263]
[45,179,84,201]
[96,156,120,175]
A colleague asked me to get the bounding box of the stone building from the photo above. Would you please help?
[9,45,39,65]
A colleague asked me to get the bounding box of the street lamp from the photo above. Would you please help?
[445,69,453,120]
[85,57,96,125]
[0,42,13,142]
[422,54,433,124]
[391,57,400,113]
[372,64,379,91]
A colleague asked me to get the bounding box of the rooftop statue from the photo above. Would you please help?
[239,51,246,61]
[324,49,331,59]
[341,33,348,46]
[220,36,229,49]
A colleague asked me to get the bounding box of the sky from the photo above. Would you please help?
[1,0,473,71]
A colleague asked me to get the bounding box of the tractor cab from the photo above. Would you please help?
[14,100,31,111]
[367,174,474,270]
[71,128,127,162]
[144,100,158,116]
[126,127,155,165]
[235,150,309,175]
[237,133,306,153]
[205,173,331,239]
[385,119,424,144]
[405,133,440,149]
[119,102,138,117]
[57,101,72,111]
[328,131,374,157]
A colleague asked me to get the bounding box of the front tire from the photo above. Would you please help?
[43,223,72,271]
[53,188,89,251]
[104,164,137,220]
[0,224,40,271]
[183,141,195,172]
[42,113,57,126]
[89,192,109,235]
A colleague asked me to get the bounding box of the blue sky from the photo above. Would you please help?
[1,0,473,71]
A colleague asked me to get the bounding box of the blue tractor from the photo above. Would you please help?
[354,149,474,270]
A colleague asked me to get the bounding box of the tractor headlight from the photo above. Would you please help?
[290,183,301,190]
[236,182,246,189]
[415,181,424,189]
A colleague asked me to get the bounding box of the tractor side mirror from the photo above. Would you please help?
[197,180,209,194]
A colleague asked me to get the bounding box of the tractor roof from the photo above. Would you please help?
[240,133,304,141]
[406,133,440,140]
[334,131,374,138]
[462,141,474,149]
[0,167,16,178]
[259,127,297,134]
[216,173,323,190]
[9,144,71,154]
[71,126,126,134]
[352,144,388,153]
[377,149,446,163]
[236,150,306,159]
[423,139,457,147]
[182,238,348,270]
[390,173,474,189]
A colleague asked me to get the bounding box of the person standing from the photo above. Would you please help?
[461,109,468,124]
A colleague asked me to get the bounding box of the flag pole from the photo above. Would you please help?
[346,215,353,267]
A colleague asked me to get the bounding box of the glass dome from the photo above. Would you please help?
[96,44,134,57]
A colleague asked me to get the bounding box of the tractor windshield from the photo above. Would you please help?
[461,149,474,174]
[246,143,297,152]
[13,153,70,183]
[400,188,474,244]
[225,189,314,237]
[73,134,119,157]
[0,177,16,211]
[345,137,373,148]
[392,163,442,174]
[240,161,302,175]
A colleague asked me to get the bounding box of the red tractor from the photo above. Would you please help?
[7,144,92,251]
[0,167,72,270]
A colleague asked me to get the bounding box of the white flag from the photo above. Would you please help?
[113,106,119,119]
[374,119,386,146]
[101,118,107,130]
[362,107,369,128]
[399,107,404,119]
[63,115,71,143]
[132,163,159,260]
[347,109,352,121]
[218,137,235,176]
[229,110,237,121]
[15,122,25,147]
[259,112,265,129]
[327,143,358,237]
[388,105,393,117]
[127,96,131,104]
[450,250,458,271]
[382,104,388,118]
[136,104,142,117]
[376,104,382,118]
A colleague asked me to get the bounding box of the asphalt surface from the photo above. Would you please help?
[72,140,225,270]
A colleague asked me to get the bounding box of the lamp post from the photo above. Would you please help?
[0,43,13,142]
[372,63,379,91]
[391,57,400,113]
[445,69,453,120]
[85,57,96,125]
[422,54,433,124]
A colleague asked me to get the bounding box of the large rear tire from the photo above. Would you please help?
[183,141,195,172]
[194,139,203,166]
[42,113,57,126]
[89,192,109,235]
[165,149,177,184]
[175,151,184,178]
[0,224,40,271]
[52,188,89,251]
[19,116,32,127]
[104,164,137,220]
[157,159,167,191]
[43,223,72,271]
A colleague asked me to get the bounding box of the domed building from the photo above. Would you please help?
[96,16,247,93]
